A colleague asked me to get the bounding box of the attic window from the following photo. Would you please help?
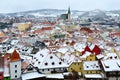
[110,57,112,59]
[52,62,55,65]
[45,62,48,66]
[115,56,117,59]
[59,62,62,65]
[50,56,53,59]
[40,54,44,57]
[28,67,33,71]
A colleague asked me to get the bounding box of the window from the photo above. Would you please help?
[110,57,112,59]
[59,62,62,65]
[42,69,44,72]
[38,62,40,64]
[48,69,49,71]
[7,58,9,60]
[15,65,17,68]
[52,62,55,65]
[79,68,81,70]
[87,66,89,68]
[45,62,48,65]
[15,70,17,73]
[50,56,53,59]
[115,56,117,59]
[15,75,17,78]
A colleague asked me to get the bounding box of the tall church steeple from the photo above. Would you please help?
[68,7,71,14]
[67,7,71,21]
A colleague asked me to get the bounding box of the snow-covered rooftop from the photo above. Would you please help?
[101,59,120,72]
[83,61,101,71]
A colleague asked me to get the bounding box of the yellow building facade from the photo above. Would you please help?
[18,23,30,31]
[68,62,82,72]
[82,61,101,77]
[86,54,96,61]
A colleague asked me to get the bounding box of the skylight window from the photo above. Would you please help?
[104,62,109,68]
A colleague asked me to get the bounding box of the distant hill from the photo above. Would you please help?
[0,9,83,17]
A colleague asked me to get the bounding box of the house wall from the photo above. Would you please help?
[39,68,67,74]
[86,54,96,61]
[68,62,82,72]
[10,61,21,79]
[18,23,30,31]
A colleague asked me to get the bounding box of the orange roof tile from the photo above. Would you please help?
[10,50,21,62]
[80,27,93,33]
[0,31,5,37]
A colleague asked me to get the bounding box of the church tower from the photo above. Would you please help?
[67,7,71,21]
[10,50,21,79]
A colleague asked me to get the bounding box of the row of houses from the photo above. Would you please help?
[0,43,120,80]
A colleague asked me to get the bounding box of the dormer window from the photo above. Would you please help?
[52,62,55,65]
[87,66,89,68]
[115,56,117,59]
[22,49,24,51]
[59,62,62,65]
[110,57,112,59]
[40,54,44,57]
[50,56,53,59]
[28,66,33,71]
[45,62,48,66]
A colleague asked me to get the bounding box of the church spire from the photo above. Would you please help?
[68,6,71,14]
[67,6,71,21]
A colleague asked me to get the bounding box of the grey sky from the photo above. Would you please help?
[0,0,120,13]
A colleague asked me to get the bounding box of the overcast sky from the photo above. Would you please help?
[0,0,120,13]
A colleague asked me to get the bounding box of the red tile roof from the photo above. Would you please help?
[82,46,92,55]
[80,27,93,33]
[92,45,101,55]
[10,50,21,62]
